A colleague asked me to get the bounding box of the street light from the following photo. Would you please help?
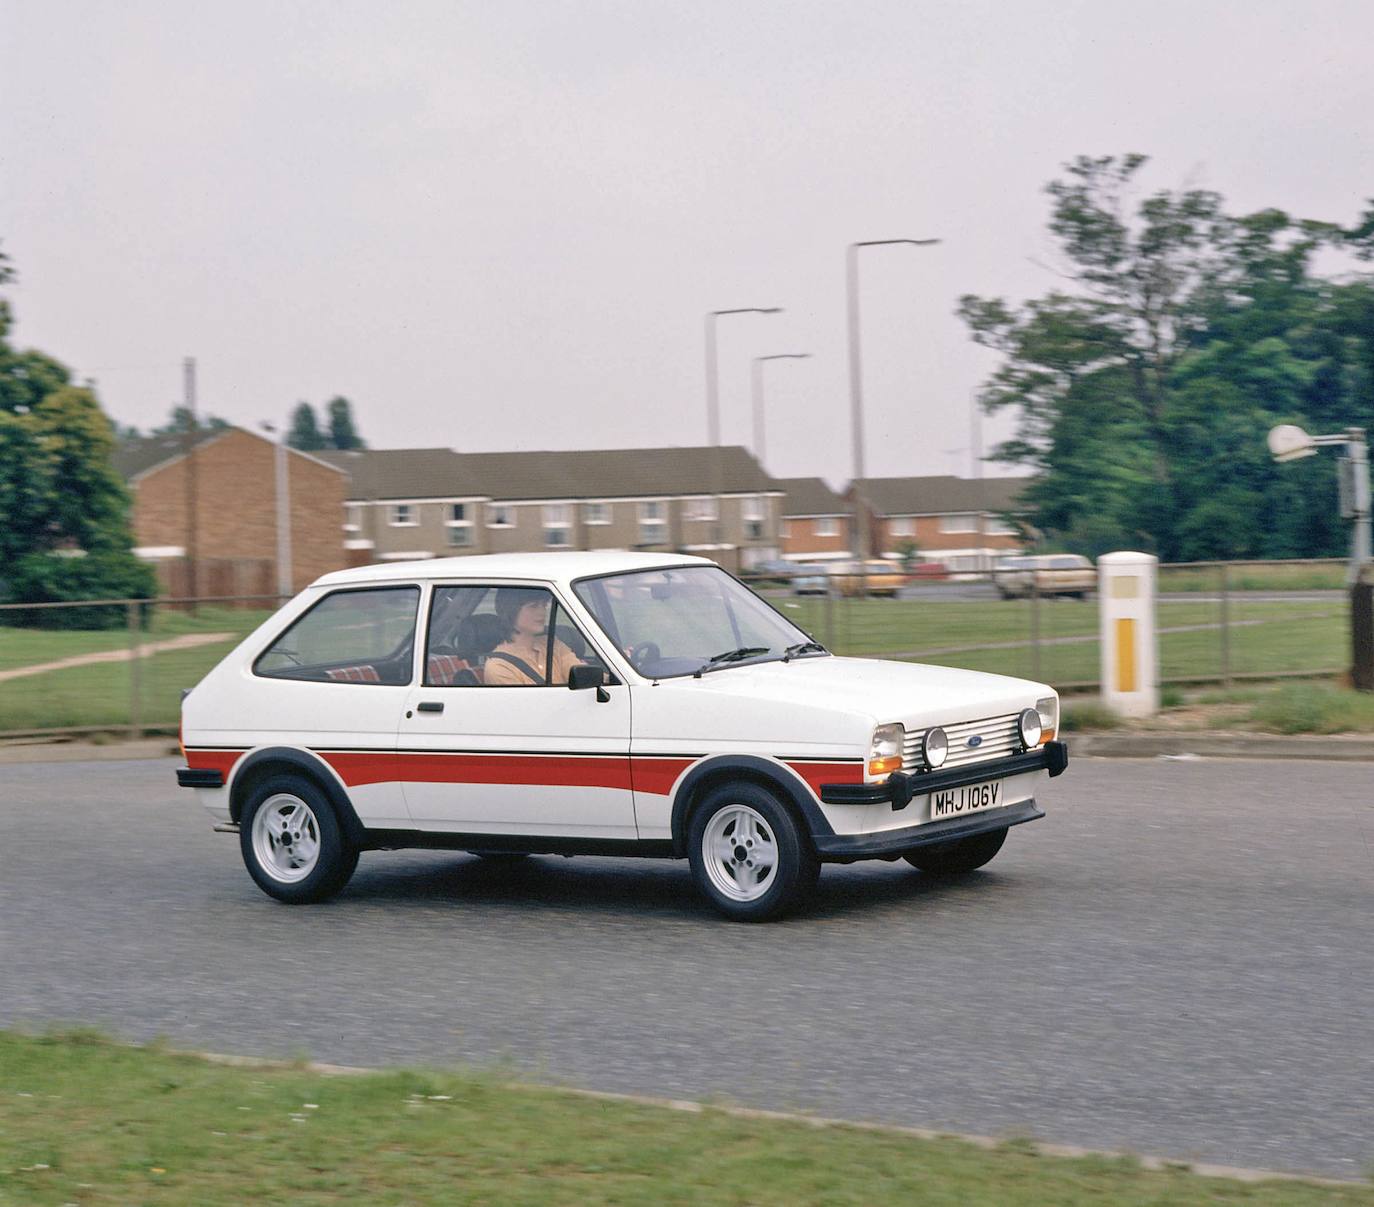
[846,239,940,564]
[261,421,292,599]
[705,307,783,557]
[1267,423,1370,575]
[751,353,810,466]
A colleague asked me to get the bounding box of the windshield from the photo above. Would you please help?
[574,565,823,679]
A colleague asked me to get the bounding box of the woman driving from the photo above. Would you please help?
[483,587,582,686]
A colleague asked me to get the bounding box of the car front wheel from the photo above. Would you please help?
[688,782,818,922]
[903,826,1007,875]
[239,775,359,904]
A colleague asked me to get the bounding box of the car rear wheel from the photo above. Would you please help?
[688,782,818,922]
[903,826,1008,875]
[240,775,358,904]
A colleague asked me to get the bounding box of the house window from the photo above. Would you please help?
[639,500,666,545]
[583,501,610,525]
[985,515,1016,536]
[890,517,915,538]
[814,516,839,538]
[487,505,514,528]
[741,496,765,541]
[343,504,362,533]
[445,502,474,547]
[684,496,718,523]
[939,513,977,534]
[544,504,571,548]
[389,504,415,527]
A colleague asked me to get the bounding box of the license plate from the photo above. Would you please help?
[930,779,1002,820]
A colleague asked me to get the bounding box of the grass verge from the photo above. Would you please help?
[1245,682,1374,734]
[1,1031,1368,1206]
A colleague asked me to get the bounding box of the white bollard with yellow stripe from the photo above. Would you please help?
[1098,551,1158,717]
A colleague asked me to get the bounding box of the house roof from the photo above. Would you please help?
[774,477,848,517]
[853,475,1031,516]
[328,445,778,502]
[111,429,225,481]
[113,426,349,482]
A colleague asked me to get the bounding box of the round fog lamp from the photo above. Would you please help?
[922,726,948,769]
[1018,707,1043,748]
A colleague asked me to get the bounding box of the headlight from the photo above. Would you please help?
[868,723,904,779]
[1018,707,1043,748]
[921,726,948,769]
[1035,695,1058,742]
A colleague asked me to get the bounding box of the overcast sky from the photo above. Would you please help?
[3,1,1371,486]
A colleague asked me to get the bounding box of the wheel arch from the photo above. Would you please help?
[229,747,366,847]
[669,755,833,857]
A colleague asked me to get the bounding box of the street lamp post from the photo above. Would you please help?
[261,421,293,600]
[751,353,810,467]
[705,307,782,559]
[846,239,940,568]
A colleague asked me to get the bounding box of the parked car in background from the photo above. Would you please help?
[177,551,1067,921]
[906,561,950,580]
[746,559,796,586]
[832,559,906,597]
[789,563,832,595]
[994,554,1096,599]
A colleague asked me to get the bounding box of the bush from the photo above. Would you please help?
[1059,699,1124,731]
[2,550,157,629]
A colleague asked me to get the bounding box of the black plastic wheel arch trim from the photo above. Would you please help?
[227,746,368,847]
[669,754,835,856]
[812,799,1045,860]
[176,767,224,788]
[819,740,1068,808]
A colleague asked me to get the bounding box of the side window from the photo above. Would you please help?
[255,587,420,685]
[424,585,597,687]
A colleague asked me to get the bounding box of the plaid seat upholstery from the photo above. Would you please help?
[325,664,382,683]
[426,654,472,685]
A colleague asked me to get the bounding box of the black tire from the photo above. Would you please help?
[687,781,818,922]
[239,774,359,904]
[903,826,1008,875]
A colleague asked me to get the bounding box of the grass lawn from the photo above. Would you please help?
[0,596,1349,732]
[2,1032,1367,1207]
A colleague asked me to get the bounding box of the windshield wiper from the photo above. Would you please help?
[781,641,827,662]
[694,646,772,677]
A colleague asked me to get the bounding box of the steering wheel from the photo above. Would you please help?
[628,641,661,671]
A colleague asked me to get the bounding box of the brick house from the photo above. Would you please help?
[775,477,852,562]
[324,445,784,574]
[849,475,1033,571]
[113,427,350,596]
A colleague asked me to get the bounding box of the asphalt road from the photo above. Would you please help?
[1,755,1371,1179]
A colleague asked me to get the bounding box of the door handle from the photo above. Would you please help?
[416,701,444,714]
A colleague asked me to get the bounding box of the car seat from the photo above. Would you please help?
[454,612,506,683]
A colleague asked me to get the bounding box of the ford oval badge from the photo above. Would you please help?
[967,735,983,748]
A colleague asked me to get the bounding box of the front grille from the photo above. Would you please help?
[904,712,1022,772]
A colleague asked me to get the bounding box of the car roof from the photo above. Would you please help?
[310,550,716,590]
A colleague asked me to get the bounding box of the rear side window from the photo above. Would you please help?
[254,587,420,685]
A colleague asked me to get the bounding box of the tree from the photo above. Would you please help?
[326,396,365,449]
[960,156,1374,561]
[0,243,155,620]
[287,401,326,450]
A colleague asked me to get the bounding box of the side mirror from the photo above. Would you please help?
[568,663,610,701]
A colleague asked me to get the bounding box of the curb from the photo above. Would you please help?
[185,1048,1360,1188]
[0,738,179,765]
[1068,732,1374,760]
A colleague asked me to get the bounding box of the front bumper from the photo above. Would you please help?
[818,739,1069,809]
[813,798,1045,860]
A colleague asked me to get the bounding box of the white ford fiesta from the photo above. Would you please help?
[178,552,1068,921]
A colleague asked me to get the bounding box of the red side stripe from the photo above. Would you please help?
[185,749,243,779]
[784,761,864,797]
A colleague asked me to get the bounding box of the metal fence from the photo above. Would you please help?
[0,558,1351,739]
